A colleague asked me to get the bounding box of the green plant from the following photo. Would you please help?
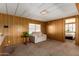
[21,32,29,37]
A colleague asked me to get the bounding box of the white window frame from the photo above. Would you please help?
[29,23,41,34]
[65,18,75,33]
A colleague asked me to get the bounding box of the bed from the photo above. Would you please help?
[65,33,75,40]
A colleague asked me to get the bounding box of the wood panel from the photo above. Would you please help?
[75,15,79,45]
[46,19,65,42]
[75,3,79,45]
[76,3,79,13]
[0,13,46,46]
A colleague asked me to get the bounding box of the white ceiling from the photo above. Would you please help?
[0,3,78,22]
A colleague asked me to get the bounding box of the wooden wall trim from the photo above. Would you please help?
[76,3,79,13]
[0,12,44,22]
[75,15,79,45]
[47,15,77,22]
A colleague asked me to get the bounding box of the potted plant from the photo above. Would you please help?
[21,32,30,44]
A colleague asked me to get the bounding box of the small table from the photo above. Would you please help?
[22,37,30,44]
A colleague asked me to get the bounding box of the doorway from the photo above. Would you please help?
[65,18,76,43]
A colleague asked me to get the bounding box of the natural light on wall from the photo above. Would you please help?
[48,25,55,34]
[17,26,23,33]
[65,18,75,23]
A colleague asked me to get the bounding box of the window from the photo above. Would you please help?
[65,24,75,33]
[65,18,75,33]
[29,23,41,34]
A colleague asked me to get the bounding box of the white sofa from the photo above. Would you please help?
[30,32,47,43]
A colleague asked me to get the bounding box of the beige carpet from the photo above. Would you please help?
[11,39,79,56]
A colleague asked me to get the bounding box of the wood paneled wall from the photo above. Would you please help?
[0,13,46,46]
[75,15,79,45]
[1,12,79,46]
[46,19,65,42]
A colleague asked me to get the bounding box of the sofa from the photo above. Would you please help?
[30,32,47,43]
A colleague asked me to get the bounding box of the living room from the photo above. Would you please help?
[0,3,79,56]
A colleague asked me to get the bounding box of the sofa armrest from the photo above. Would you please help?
[29,36,35,43]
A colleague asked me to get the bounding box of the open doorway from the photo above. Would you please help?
[65,18,76,43]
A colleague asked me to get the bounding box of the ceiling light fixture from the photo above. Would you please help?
[40,9,48,15]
